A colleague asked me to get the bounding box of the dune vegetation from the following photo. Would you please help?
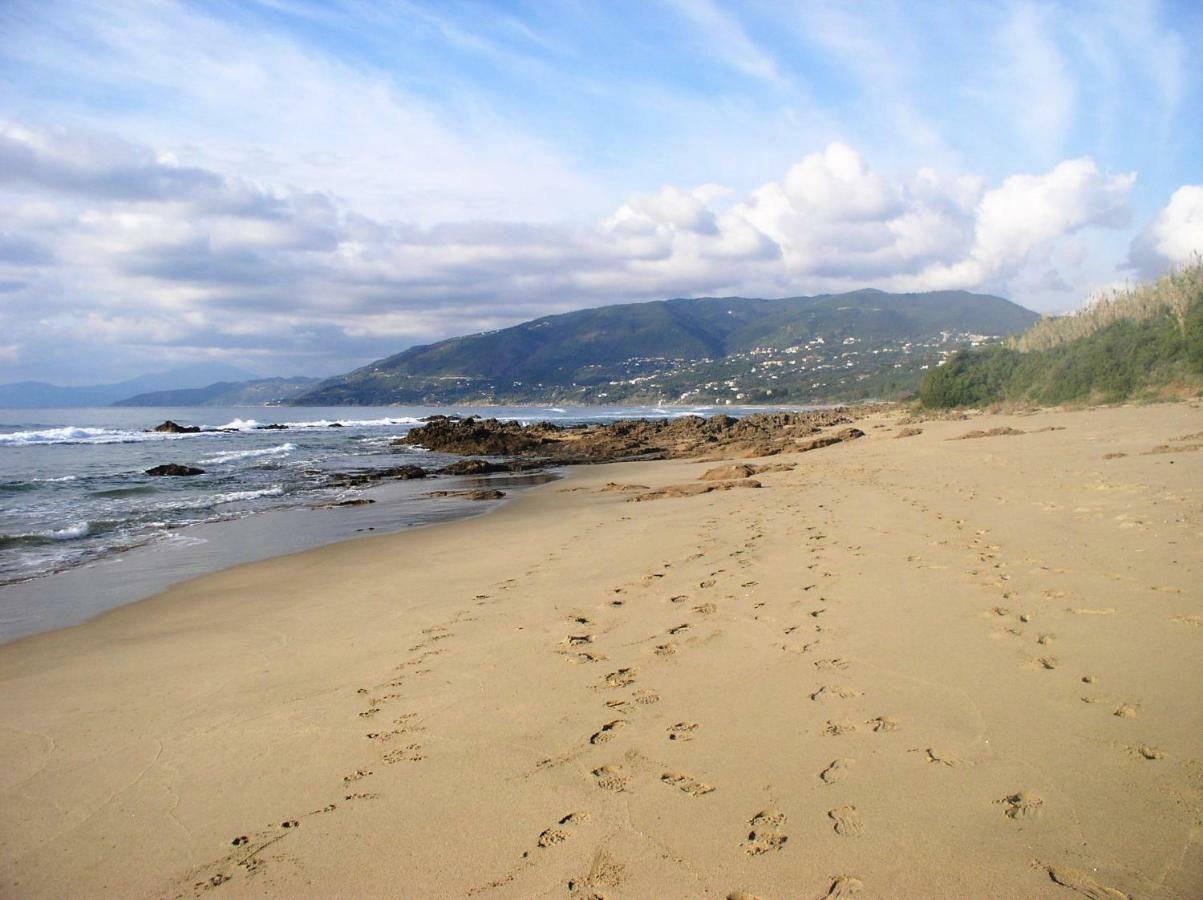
[920,259,1203,408]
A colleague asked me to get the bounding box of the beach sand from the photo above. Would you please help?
[1,402,1201,898]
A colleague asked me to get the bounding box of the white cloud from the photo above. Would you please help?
[1127,185,1203,277]
[0,119,1158,380]
[910,158,1135,289]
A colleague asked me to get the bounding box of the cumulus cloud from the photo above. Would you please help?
[0,121,1158,381]
[909,159,1135,289]
[1127,185,1203,278]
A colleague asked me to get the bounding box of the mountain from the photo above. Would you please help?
[0,363,260,408]
[112,376,320,407]
[293,289,1040,406]
[920,262,1203,408]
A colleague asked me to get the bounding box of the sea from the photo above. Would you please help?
[0,403,799,643]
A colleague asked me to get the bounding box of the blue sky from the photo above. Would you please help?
[0,0,1200,382]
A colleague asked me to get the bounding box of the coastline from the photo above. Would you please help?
[1,402,1200,897]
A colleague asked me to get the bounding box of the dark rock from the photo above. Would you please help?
[327,422,344,428]
[256,423,289,430]
[439,458,509,476]
[151,420,201,434]
[427,488,506,501]
[387,465,428,480]
[145,463,205,476]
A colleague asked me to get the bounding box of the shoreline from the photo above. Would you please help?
[1,401,1200,897]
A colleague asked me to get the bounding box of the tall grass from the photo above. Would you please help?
[1009,256,1203,353]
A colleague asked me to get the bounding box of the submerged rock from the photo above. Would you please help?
[427,488,506,501]
[145,463,205,476]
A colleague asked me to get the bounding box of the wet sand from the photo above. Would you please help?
[1,402,1200,898]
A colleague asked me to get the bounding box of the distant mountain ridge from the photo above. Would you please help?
[112,376,320,407]
[0,363,260,408]
[293,288,1040,406]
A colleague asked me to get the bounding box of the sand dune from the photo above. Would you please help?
[1,402,1201,898]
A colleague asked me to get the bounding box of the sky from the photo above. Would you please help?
[0,0,1200,384]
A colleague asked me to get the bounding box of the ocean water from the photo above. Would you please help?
[0,403,798,642]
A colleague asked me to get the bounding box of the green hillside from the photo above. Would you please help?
[920,262,1203,408]
[293,289,1038,406]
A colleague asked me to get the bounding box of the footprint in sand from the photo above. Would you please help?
[699,579,716,589]
[1046,865,1128,898]
[692,602,717,616]
[867,716,900,733]
[589,720,627,745]
[633,689,660,705]
[661,772,715,796]
[815,658,851,672]
[342,768,372,783]
[922,748,966,767]
[538,812,589,848]
[1113,703,1139,719]
[1171,614,1203,627]
[820,758,854,784]
[667,623,691,635]
[567,651,608,664]
[810,685,864,702]
[824,875,865,897]
[601,668,638,689]
[667,722,699,741]
[823,720,859,736]
[828,805,864,836]
[591,765,628,792]
[742,809,788,855]
[564,634,595,646]
[997,791,1043,819]
[382,744,425,763]
[669,595,690,604]
[654,643,678,657]
[1131,744,1165,760]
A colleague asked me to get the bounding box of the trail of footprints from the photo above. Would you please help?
[183,590,505,894]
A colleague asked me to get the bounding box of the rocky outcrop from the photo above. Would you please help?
[151,420,201,434]
[397,408,863,464]
[699,464,758,480]
[145,463,205,476]
[895,427,923,438]
[628,479,762,502]
[329,465,429,488]
[435,458,548,476]
[698,462,796,480]
[795,426,865,452]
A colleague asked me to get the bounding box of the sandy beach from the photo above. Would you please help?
[1,402,1200,899]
